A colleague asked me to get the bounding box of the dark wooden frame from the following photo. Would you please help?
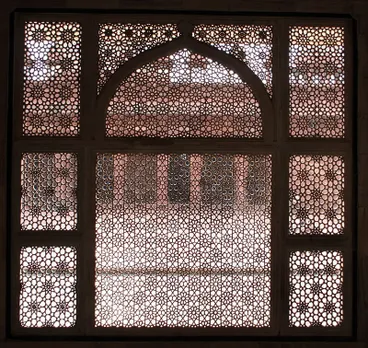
[8,11,354,340]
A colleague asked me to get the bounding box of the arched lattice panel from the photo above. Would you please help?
[98,23,180,93]
[23,22,81,136]
[192,24,273,96]
[289,26,345,138]
[106,49,263,138]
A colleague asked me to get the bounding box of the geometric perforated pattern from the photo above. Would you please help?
[23,22,81,136]
[193,24,273,96]
[106,49,262,138]
[289,155,344,235]
[19,246,77,328]
[95,154,272,327]
[289,27,345,138]
[21,153,78,231]
[289,250,343,327]
[98,23,180,93]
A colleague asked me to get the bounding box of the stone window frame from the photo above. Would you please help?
[9,12,354,338]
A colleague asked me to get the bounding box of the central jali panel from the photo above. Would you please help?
[95,153,272,327]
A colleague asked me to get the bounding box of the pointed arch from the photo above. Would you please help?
[96,36,274,141]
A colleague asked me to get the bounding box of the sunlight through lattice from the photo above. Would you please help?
[289,155,344,235]
[193,24,273,95]
[289,26,345,138]
[95,154,272,327]
[98,23,180,93]
[106,49,262,138]
[23,22,81,136]
[21,153,78,230]
[289,250,343,327]
[19,246,77,327]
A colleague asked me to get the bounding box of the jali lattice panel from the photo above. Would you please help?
[192,24,273,96]
[289,26,345,138]
[289,250,343,327]
[289,155,344,235]
[19,246,77,328]
[23,22,81,136]
[95,153,272,327]
[21,153,78,231]
[106,49,262,138]
[98,23,180,93]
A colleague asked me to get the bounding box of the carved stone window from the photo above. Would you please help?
[11,14,353,338]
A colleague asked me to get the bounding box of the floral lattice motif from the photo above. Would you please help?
[289,26,345,138]
[106,49,262,138]
[289,155,344,235]
[23,22,81,136]
[95,153,272,327]
[21,153,78,230]
[289,250,343,327]
[19,246,77,327]
[192,24,273,96]
[98,23,180,93]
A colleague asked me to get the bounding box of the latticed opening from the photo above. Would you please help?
[19,246,77,328]
[13,16,352,336]
[289,155,344,235]
[98,23,181,93]
[23,22,81,136]
[192,24,273,96]
[20,153,78,231]
[106,49,262,138]
[289,250,343,327]
[289,27,345,138]
[95,154,272,327]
